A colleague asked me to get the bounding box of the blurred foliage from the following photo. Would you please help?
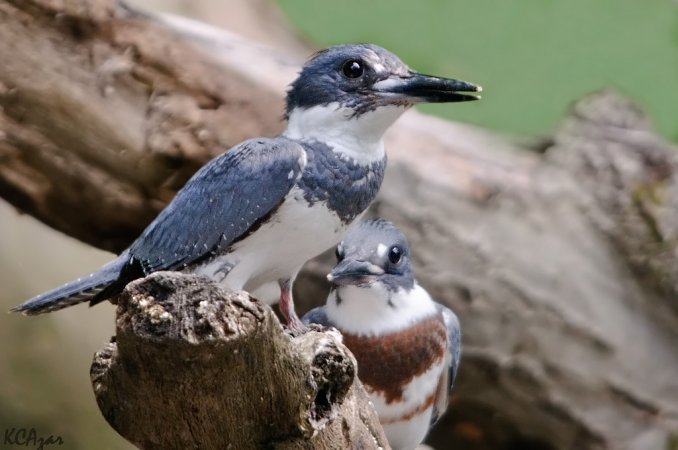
[278,0,678,141]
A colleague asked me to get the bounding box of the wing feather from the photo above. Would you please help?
[431,304,462,425]
[302,306,334,328]
[128,137,305,273]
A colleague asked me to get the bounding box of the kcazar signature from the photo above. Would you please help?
[4,428,64,450]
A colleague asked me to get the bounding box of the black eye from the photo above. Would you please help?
[335,243,345,261]
[388,246,403,265]
[342,60,364,78]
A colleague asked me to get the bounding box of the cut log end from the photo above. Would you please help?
[90,272,389,450]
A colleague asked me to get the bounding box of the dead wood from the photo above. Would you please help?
[90,272,389,450]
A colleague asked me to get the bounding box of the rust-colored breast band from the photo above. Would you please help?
[342,314,447,403]
[380,391,437,424]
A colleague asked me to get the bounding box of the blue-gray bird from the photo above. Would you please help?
[13,44,480,328]
[303,218,461,450]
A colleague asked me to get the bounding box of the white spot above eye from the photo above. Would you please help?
[372,62,385,73]
[287,169,295,180]
[376,243,388,258]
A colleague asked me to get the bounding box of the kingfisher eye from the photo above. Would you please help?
[342,60,364,78]
[388,246,403,264]
[335,243,345,261]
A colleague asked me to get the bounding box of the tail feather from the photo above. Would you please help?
[11,257,127,315]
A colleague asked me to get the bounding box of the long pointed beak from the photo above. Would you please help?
[375,72,482,103]
[327,260,384,286]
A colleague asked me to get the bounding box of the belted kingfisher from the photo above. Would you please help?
[303,218,461,450]
[13,44,480,328]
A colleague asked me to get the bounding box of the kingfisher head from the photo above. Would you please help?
[284,44,481,162]
[329,218,414,292]
[324,218,440,335]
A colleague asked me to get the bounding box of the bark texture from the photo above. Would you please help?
[0,0,290,251]
[2,1,678,449]
[90,271,389,450]
[301,91,678,450]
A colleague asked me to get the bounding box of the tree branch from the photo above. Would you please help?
[90,272,388,450]
[0,0,291,251]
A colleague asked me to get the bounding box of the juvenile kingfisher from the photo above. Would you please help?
[303,218,461,449]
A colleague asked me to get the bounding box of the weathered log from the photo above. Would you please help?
[301,90,678,450]
[0,0,292,251]
[90,271,389,450]
[2,1,678,449]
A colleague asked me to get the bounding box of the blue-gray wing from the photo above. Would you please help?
[128,137,305,273]
[302,306,334,328]
[431,303,462,425]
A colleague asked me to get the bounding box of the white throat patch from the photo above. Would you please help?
[326,282,437,336]
[285,103,407,165]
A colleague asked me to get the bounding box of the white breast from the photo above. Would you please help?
[326,283,439,336]
[326,282,444,449]
[370,360,445,450]
[193,188,359,303]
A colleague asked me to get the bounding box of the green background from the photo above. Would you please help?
[279,0,678,140]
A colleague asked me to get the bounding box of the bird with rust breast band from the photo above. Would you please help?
[304,218,461,450]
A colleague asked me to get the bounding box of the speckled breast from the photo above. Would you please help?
[297,140,385,224]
